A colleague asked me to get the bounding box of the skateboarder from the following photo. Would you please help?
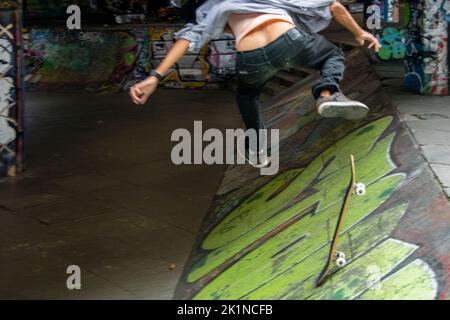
[129,0,381,167]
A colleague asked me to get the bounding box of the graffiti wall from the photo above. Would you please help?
[25,28,149,92]
[404,0,448,95]
[175,49,450,300]
[370,0,448,95]
[0,6,24,177]
[24,25,236,91]
[149,26,235,88]
[372,0,409,61]
[421,0,448,95]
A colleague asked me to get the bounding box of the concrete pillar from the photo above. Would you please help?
[405,0,449,95]
[0,1,24,177]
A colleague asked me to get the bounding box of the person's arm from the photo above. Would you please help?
[330,1,381,52]
[130,38,190,105]
[130,0,216,105]
[155,38,190,76]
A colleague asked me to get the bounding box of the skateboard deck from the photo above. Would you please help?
[316,154,360,286]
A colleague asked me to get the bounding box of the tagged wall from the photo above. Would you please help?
[175,49,450,300]
[370,0,448,95]
[148,26,235,88]
[25,28,149,92]
[404,0,449,95]
[24,25,236,92]
[0,5,24,177]
[372,0,409,61]
[24,2,449,95]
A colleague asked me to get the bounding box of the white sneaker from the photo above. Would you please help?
[317,92,369,120]
[237,147,271,168]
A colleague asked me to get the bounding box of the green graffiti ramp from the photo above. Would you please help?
[175,48,450,300]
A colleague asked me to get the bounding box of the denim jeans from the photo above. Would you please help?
[235,27,345,146]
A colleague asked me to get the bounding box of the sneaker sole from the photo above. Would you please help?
[236,146,271,169]
[249,158,271,168]
[237,150,271,168]
[318,101,369,120]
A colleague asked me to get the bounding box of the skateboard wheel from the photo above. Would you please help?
[355,183,366,196]
[336,257,346,267]
[334,251,345,259]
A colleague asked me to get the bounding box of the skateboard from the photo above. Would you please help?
[316,154,366,286]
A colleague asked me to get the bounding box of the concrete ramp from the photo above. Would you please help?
[175,48,450,300]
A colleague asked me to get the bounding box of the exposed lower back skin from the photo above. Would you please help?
[234,20,295,52]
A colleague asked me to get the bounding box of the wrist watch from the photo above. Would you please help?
[149,70,164,81]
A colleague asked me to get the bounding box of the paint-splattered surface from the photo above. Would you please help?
[370,0,448,96]
[175,48,450,300]
[0,8,24,177]
[405,0,449,95]
[24,25,236,92]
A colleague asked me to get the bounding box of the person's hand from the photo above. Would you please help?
[129,76,159,105]
[355,31,382,52]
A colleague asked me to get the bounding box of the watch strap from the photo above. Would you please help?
[149,69,164,81]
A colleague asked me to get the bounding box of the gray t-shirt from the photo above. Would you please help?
[175,0,335,52]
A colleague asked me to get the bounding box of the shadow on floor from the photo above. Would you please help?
[0,88,241,299]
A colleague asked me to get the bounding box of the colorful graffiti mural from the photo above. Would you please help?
[24,25,236,91]
[370,0,448,95]
[441,0,450,22]
[24,28,148,92]
[377,26,407,60]
[0,5,24,177]
[371,0,409,61]
[175,49,450,300]
[149,26,235,88]
[404,0,449,95]
[405,0,426,93]
[422,0,449,95]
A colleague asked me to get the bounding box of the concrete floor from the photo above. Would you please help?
[385,87,450,198]
[375,62,450,198]
[0,88,241,299]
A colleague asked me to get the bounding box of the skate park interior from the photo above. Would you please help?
[0,1,449,299]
